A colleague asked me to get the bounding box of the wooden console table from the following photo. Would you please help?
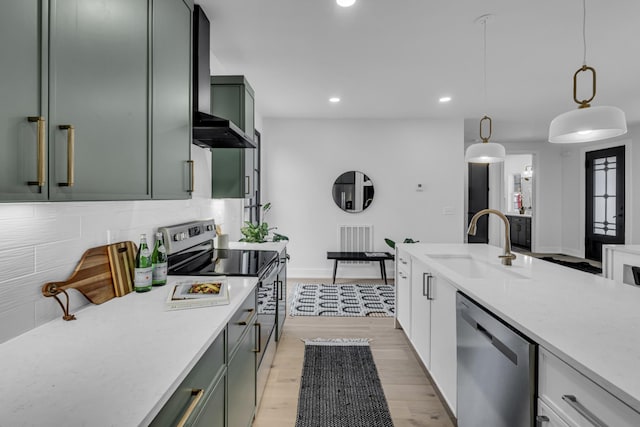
[326,251,394,284]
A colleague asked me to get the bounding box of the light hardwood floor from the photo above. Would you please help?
[252,279,455,427]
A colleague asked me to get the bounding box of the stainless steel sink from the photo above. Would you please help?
[426,254,530,280]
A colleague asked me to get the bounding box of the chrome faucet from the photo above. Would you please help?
[467,208,517,266]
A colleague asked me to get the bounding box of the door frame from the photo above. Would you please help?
[576,140,632,259]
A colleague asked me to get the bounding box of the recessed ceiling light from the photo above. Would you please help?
[329,97,341,103]
[439,96,452,103]
[336,0,356,7]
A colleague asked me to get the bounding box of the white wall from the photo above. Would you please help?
[261,118,465,278]
[0,146,240,343]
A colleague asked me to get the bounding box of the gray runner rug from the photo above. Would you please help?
[295,338,394,427]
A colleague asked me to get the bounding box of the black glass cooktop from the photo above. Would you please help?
[167,248,278,277]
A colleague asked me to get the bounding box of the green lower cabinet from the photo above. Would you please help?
[227,323,257,427]
[191,372,225,427]
[150,331,225,427]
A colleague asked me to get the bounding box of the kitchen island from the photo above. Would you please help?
[0,276,258,426]
[396,243,640,425]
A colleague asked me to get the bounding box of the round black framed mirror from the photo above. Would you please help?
[331,171,374,213]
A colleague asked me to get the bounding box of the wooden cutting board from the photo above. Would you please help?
[42,241,137,313]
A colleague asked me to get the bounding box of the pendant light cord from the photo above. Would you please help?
[582,0,587,66]
[483,18,488,113]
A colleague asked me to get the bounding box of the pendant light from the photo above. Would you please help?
[548,0,626,143]
[465,14,505,164]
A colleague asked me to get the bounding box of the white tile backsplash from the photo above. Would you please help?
[0,145,245,343]
[0,247,35,282]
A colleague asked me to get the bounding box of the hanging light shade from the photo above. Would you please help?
[548,1,627,143]
[549,105,627,143]
[465,115,506,163]
[465,15,505,164]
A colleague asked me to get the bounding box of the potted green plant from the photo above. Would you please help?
[384,237,418,249]
[239,203,289,243]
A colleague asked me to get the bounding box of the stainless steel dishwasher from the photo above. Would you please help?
[456,292,536,427]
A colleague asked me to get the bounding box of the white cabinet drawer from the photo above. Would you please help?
[537,400,570,427]
[396,249,411,275]
[539,348,640,427]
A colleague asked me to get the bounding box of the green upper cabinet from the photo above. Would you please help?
[210,75,255,199]
[151,0,193,200]
[0,0,48,201]
[0,0,193,202]
[48,0,150,201]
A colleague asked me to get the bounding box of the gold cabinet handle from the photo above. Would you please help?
[253,322,262,353]
[187,160,194,192]
[176,388,205,427]
[236,308,255,325]
[58,125,75,187]
[27,116,46,187]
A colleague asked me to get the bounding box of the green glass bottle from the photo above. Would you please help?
[134,234,153,292]
[152,232,168,286]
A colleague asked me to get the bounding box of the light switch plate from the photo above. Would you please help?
[442,206,454,215]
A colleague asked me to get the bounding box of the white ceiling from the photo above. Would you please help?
[199,0,640,143]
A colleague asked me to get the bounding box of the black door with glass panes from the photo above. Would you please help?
[585,146,625,262]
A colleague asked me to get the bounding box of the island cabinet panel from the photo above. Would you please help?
[0,0,48,201]
[48,0,150,201]
[410,258,432,368]
[399,253,458,416]
[395,248,412,334]
[539,348,640,427]
[537,400,571,427]
[151,0,192,199]
[428,273,457,414]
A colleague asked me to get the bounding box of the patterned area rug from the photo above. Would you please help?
[295,338,394,427]
[290,283,395,317]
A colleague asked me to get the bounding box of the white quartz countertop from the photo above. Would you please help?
[603,244,640,256]
[0,276,258,427]
[398,243,640,413]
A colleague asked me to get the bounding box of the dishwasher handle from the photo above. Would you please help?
[461,309,518,366]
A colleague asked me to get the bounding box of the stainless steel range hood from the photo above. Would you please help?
[192,5,255,149]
